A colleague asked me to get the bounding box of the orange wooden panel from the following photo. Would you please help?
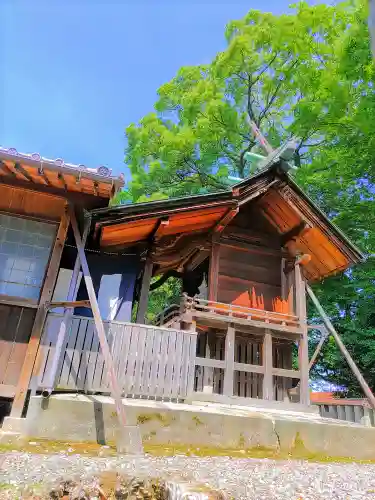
[0,184,66,220]
[302,227,349,269]
[258,191,301,233]
[101,218,159,246]
[101,206,228,247]
[163,206,228,235]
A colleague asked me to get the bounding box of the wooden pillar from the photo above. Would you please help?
[281,257,295,314]
[208,241,220,302]
[136,257,153,324]
[11,205,70,417]
[223,325,235,396]
[295,263,310,405]
[202,330,216,393]
[262,329,273,400]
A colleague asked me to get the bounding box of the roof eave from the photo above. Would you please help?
[0,149,124,190]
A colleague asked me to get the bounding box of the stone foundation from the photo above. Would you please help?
[3,394,375,460]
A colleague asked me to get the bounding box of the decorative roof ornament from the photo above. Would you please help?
[54,158,64,166]
[8,148,18,155]
[244,117,299,175]
[31,153,41,161]
[97,165,111,177]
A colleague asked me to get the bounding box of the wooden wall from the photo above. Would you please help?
[0,184,66,221]
[0,304,36,397]
[216,204,283,312]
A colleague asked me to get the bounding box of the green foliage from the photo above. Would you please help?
[120,0,375,395]
[146,277,182,324]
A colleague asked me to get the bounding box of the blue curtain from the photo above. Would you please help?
[75,253,139,322]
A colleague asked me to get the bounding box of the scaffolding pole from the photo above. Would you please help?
[306,284,375,410]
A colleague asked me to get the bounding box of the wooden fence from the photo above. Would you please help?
[316,403,375,427]
[194,330,296,401]
[35,313,197,400]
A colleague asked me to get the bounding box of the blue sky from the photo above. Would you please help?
[1,1,322,177]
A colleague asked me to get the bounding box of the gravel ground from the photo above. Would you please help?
[2,452,375,499]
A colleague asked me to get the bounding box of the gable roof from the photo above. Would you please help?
[90,161,364,281]
[0,146,124,199]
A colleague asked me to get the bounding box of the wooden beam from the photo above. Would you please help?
[0,160,17,177]
[262,330,273,400]
[47,300,91,309]
[214,207,239,234]
[219,238,285,258]
[281,221,307,247]
[223,325,235,396]
[309,327,329,370]
[136,257,153,324]
[195,357,226,369]
[38,167,52,186]
[14,163,35,183]
[0,295,38,309]
[272,367,300,378]
[208,241,220,301]
[185,248,210,272]
[295,263,310,405]
[153,218,169,240]
[69,207,131,433]
[11,205,70,417]
[233,362,264,374]
[58,173,68,191]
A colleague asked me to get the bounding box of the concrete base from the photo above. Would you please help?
[116,426,144,455]
[4,394,375,460]
[188,391,320,414]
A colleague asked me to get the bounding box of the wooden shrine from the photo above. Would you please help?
[0,144,366,421]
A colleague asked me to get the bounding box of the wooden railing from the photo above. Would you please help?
[155,304,181,327]
[35,313,197,400]
[183,295,302,334]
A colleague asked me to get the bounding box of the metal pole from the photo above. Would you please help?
[40,219,90,396]
[306,284,375,409]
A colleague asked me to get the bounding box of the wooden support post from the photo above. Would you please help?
[40,218,90,395]
[11,206,70,417]
[223,325,235,396]
[202,330,216,393]
[262,329,273,400]
[309,327,329,370]
[295,263,310,405]
[306,284,375,410]
[208,241,220,302]
[136,256,153,324]
[69,209,130,431]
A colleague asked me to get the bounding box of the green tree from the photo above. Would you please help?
[119,0,375,395]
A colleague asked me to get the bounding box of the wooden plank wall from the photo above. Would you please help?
[218,244,282,311]
[218,210,283,312]
[0,304,36,397]
[36,313,197,400]
[0,184,66,221]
